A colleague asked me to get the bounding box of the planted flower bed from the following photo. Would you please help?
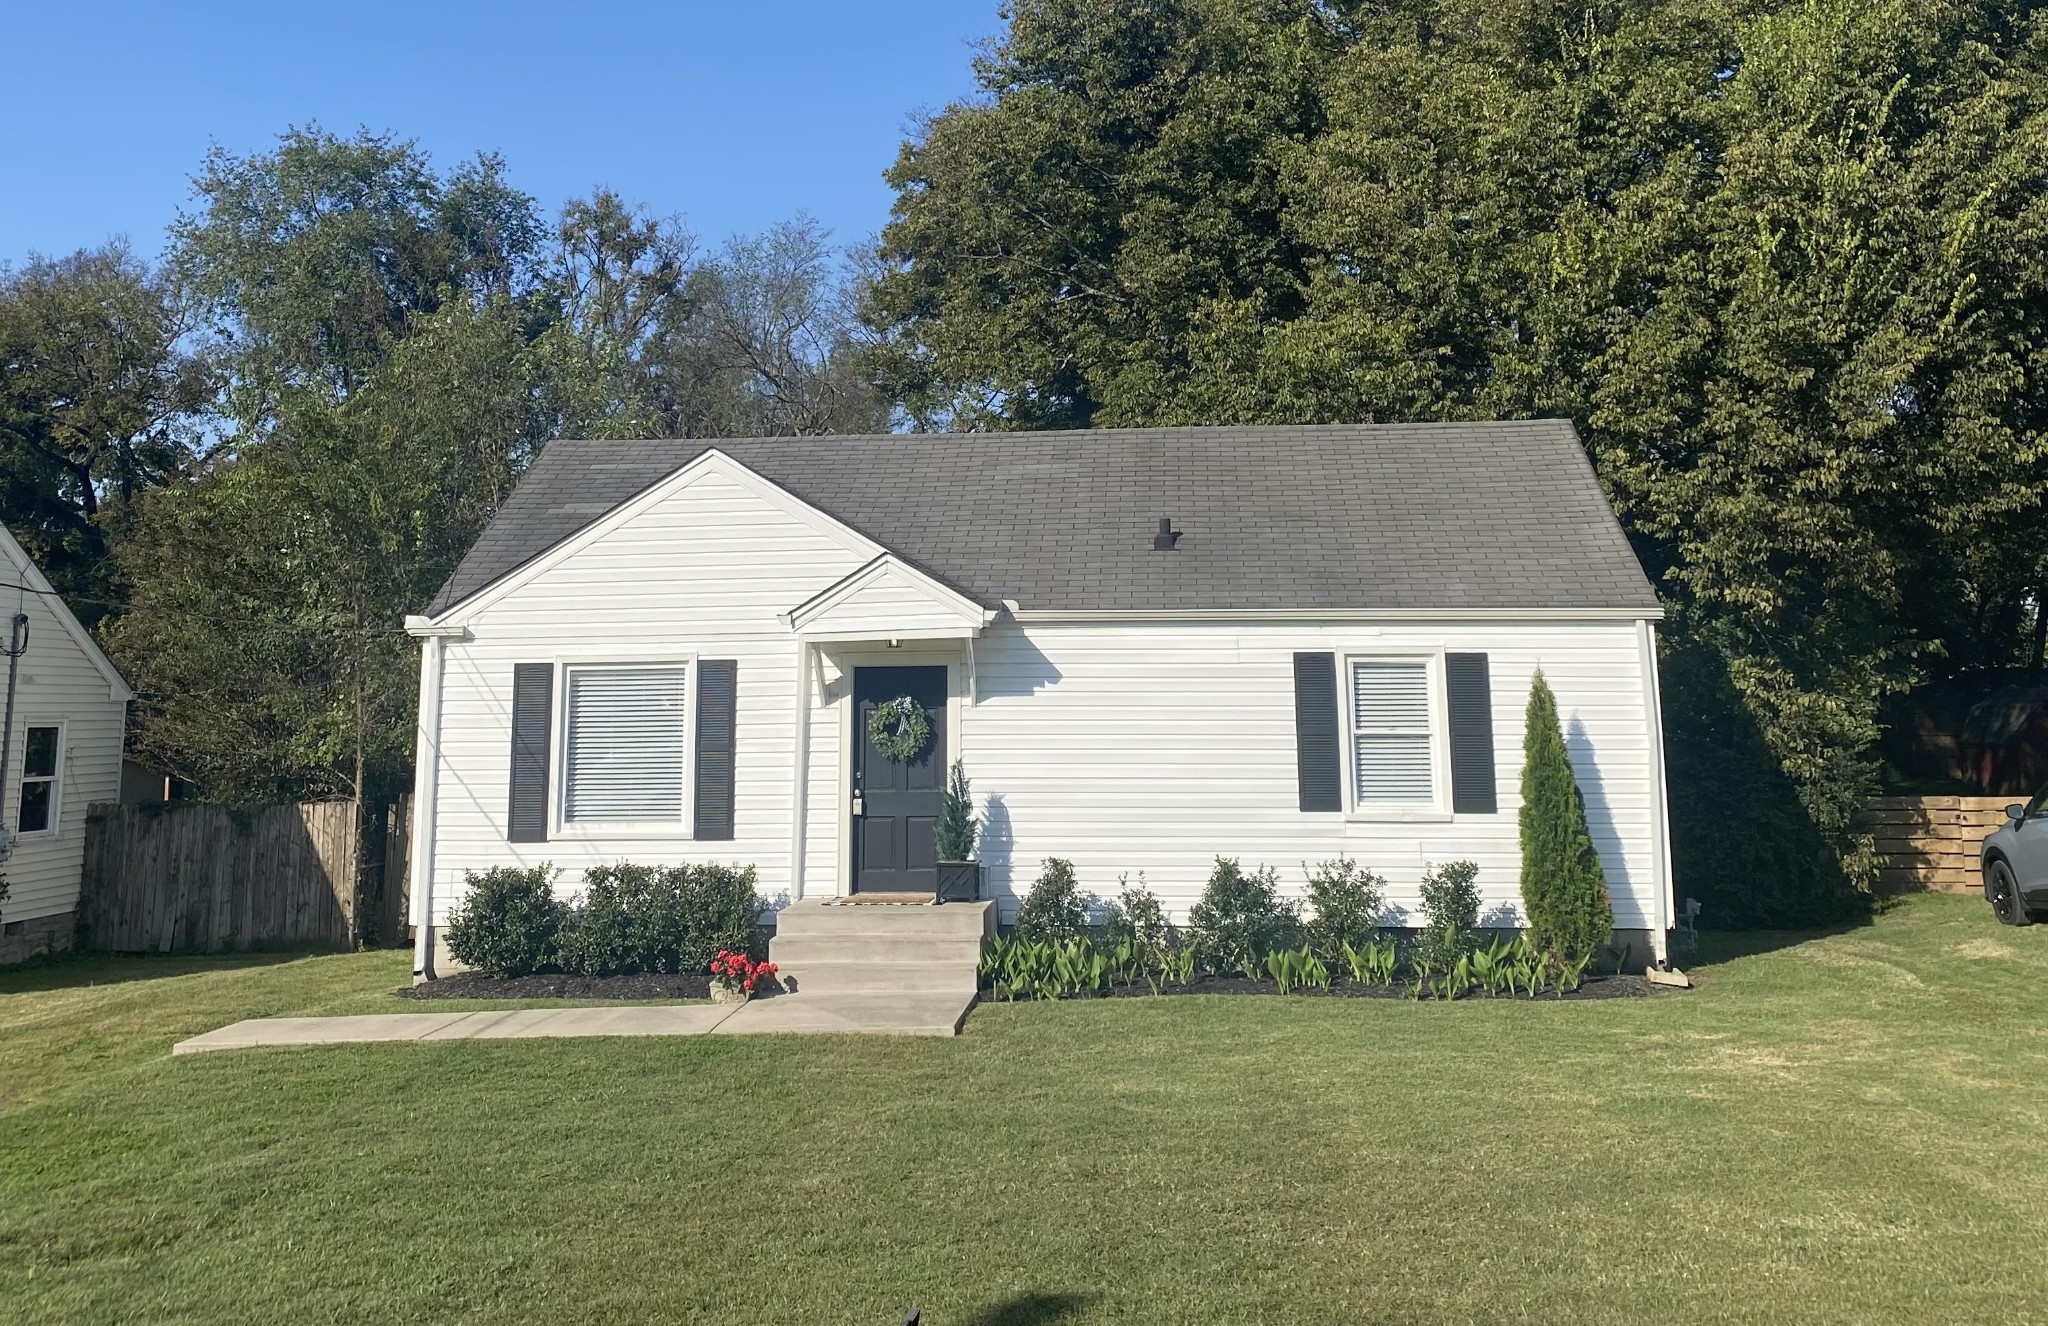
[985,853,1662,1003]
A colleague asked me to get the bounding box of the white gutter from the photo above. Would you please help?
[1637,619,1675,966]
[404,616,464,979]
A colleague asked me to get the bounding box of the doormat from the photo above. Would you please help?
[822,894,933,906]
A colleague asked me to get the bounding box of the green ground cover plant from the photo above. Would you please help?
[1,894,2042,1323]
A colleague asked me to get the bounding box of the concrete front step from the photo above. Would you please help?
[771,898,995,940]
[778,961,980,995]
[772,934,985,965]
[768,899,992,997]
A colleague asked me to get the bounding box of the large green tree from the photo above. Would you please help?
[870,0,2048,920]
[108,128,885,806]
[0,245,214,615]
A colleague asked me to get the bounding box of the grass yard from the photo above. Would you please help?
[1,893,2044,1325]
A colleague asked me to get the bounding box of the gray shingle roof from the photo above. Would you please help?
[427,421,1660,617]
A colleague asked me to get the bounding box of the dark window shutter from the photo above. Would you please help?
[1293,652,1342,812]
[1446,653,1497,814]
[508,664,553,843]
[693,659,738,840]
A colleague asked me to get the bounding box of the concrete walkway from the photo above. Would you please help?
[171,992,975,1055]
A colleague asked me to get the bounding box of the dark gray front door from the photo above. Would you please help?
[853,665,947,894]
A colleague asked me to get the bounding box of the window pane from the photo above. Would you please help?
[1352,661,1433,803]
[18,779,51,833]
[23,727,57,779]
[1356,735,1433,803]
[1352,662,1429,730]
[565,667,687,822]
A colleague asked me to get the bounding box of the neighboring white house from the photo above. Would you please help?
[405,421,1675,976]
[0,524,132,963]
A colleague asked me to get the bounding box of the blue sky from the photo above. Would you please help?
[1,1,1000,266]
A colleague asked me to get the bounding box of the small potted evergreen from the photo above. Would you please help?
[933,758,981,903]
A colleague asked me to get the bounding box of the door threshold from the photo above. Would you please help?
[828,894,935,906]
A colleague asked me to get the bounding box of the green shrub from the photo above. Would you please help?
[1413,859,1481,973]
[445,865,565,977]
[1518,670,1614,958]
[1302,857,1385,955]
[934,759,978,861]
[553,863,762,977]
[1189,857,1297,976]
[1101,872,1169,952]
[677,863,762,968]
[555,863,648,976]
[1014,857,1089,943]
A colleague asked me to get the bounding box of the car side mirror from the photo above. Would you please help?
[2007,803,2027,822]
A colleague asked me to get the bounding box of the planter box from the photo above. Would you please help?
[936,860,981,903]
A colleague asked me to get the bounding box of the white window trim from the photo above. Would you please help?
[549,657,698,840]
[14,718,66,839]
[1343,650,1453,822]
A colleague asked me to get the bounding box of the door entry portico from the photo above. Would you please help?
[852,665,948,894]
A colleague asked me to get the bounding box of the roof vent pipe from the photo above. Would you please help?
[1152,517,1181,551]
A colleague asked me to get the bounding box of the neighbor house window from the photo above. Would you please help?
[17,725,61,834]
[562,666,688,824]
[1350,661,1434,804]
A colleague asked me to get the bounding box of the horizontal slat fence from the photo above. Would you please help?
[79,801,361,953]
[1862,796,2014,894]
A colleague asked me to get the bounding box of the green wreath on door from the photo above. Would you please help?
[867,695,931,763]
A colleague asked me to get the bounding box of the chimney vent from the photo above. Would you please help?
[1152,517,1181,551]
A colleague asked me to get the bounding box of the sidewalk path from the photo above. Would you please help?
[171,992,974,1055]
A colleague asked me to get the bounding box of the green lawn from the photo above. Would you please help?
[1,894,2043,1325]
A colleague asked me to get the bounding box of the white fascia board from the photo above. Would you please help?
[424,448,887,629]
[779,552,996,638]
[1006,606,1664,623]
[404,616,470,639]
[0,522,134,702]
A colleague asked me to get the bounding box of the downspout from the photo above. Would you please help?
[0,613,27,862]
[403,618,458,980]
[789,637,811,902]
[1638,619,1675,967]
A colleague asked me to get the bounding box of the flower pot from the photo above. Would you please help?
[709,984,751,1005]
[936,860,981,903]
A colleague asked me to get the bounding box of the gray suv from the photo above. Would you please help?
[1981,787,2048,925]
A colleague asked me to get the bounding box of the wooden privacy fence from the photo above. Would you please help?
[79,799,414,954]
[1862,795,2015,894]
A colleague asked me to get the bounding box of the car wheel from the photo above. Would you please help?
[1985,858,2033,926]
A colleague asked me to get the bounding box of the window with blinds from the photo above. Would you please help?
[564,666,688,823]
[1351,660,1434,804]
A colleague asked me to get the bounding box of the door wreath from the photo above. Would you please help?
[867,695,932,763]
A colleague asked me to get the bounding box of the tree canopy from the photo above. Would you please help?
[81,127,879,803]
[870,0,2048,919]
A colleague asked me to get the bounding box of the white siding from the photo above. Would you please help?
[958,619,1664,928]
[422,467,1667,936]
[0,586,126,925]
[425,467,871,918]
[796,565,980,638]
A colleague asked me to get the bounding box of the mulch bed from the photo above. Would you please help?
[1004,973,1658,1001]
[397,971,718,1001]
[403,971,1657,1003]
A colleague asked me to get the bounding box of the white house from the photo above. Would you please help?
[0,524,132,963]
[405,421,1675,982]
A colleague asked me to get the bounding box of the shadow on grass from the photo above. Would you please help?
[1687,916,1870,967]
[0,948,334,995]
[961,1291,1095,1325]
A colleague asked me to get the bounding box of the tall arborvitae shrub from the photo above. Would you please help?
[1518,671,1613,958]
